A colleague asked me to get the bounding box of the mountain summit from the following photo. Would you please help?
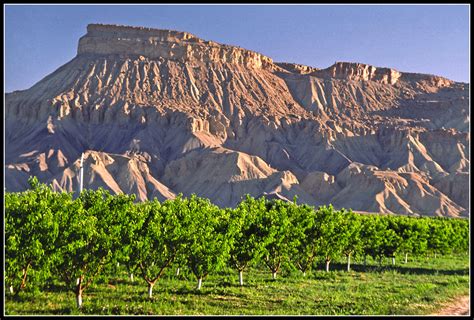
[5,24,469,217]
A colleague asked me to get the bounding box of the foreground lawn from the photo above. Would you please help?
[5,254,469,315]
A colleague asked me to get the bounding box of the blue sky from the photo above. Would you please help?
[4,4,470,92]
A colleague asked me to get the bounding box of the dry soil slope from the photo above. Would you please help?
[5,23,470,217]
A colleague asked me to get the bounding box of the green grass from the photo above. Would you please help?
[5,253,469,315]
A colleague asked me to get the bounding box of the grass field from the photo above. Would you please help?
[5,253,469,315]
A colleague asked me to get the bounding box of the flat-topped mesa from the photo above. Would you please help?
[78,23,273,69]
[314,62,402,85]
[84,23,201,42]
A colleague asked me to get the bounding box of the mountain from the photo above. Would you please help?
[5,23,470,217]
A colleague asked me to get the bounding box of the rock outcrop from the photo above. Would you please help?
[78,24,274,69]
[5,24,470,217]
[313,62,402,85]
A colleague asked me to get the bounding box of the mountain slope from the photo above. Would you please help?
[5,23,469,217]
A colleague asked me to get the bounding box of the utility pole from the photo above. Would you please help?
[79,152,84,193]
[76,152,84,288]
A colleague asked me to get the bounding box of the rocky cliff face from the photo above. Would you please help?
[78,24,273,69]
[5,24,470,217]
[313,62,402,85]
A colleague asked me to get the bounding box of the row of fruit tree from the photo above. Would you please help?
[5,177,468,308]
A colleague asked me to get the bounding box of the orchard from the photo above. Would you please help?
[4,177,469,310]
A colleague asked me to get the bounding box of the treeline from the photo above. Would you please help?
[5,177,469,308]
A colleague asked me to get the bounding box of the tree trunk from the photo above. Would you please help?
[347,253,351,272]
[303,271,306,277]
[129,273,134,282]
[176,268,180,276]
[272,271,277,280]
[239,270,244,286]
[9,285,14,295]
[20,264,30,290]
[392,256,395,265]
[325,259,330,272]
[75,279,83,309]
[76,292,83,309]
[197,277,202,290]
[148,282,154,298]
[405,253,408,264]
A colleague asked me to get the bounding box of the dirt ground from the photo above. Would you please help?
[431,295,470,316]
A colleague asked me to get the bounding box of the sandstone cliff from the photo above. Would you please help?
[5,24,470,217]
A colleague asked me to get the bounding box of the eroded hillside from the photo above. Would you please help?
[5,23,470,217]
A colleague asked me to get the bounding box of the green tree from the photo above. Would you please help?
[52,189,135,308]
[129,198,186,298]
[339,209,362,272]
[380,217,402,266]
[5,177,65,296]
[316,205,345,272]
[393,216,429,264]
[114,196,145,283]
[256,199,297,279]
[288,202,318,276]
[229,196,266,286]
[183,195,235,290]
[360,215,386,267]
[379,215,403,265]
[408,217,430,259]
[427,218,454,258]
[447,218,469,254]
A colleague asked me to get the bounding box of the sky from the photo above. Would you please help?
[4,4,470,92]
